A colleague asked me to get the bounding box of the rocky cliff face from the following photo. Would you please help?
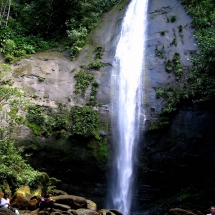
[5,0,214,213]
[143,0,196,124]
[136,0,215,213]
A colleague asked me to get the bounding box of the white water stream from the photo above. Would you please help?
[108,0,148,214]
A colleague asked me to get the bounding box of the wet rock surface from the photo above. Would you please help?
[144,0,197,124]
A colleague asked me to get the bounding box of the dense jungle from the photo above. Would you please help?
[0,0,215,214]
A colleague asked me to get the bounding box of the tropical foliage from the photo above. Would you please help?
[0,0,125,61]
[182,0,215,102]
[0,63,41,190]
[0,130,40,190]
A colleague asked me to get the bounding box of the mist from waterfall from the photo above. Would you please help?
[107,0,148,214]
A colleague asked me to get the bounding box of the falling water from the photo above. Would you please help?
[108,0,148,214]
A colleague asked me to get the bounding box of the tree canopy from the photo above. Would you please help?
[0,0,124,60]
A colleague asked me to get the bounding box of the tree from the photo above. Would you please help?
[0,0,11,27]
[0,131,40,189]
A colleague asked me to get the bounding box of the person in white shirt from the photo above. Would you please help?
[0,192,10,208]
[0,192,19,215]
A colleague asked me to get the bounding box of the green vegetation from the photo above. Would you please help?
[87,138,108,166]
[160,31,165,36]
[159,88,188,114]
[155,88,166,98]
[0,64,26,124]
[170,31,177,46]
[74,70,94,95]
[173,52,183,79]
[155,45,165,58]
[26,103,102,140]
[0,86,22,109]
[88,61,103,70]
[27,104,45,135]
[0,65,41,189]
[165,60,173,73]
[0,0,124,61]
[182,0,215,102]
[71,106,100,139]
[88,81,99,106]
[26,103,69,137]
[0,27,57,63]
[150,116,170,130]
[151,88,189,130]
[170,15,176,22]
[38,76,45,82]
[164,53,182,80]
[95,138,108,164]
[0,130,40,189]
[94,45,104,60]
[73,66,100,105]
[167,15,176,22]
[178,25,183,32]
[32,93,38,99]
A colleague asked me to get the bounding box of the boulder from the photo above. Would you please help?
[87,200,97,211]
[169,208,196,215]
[28,197,39,210]
[98,209,115,215]
[14,185,32,201]
[10,193,29,210]
[21,209,39,215]
[52,195,87,209]
[31,187,43,197]
[0,208,15,215]
[74,208,99,215]
[49,177,62,187]
[38,211,50,215]
[109,209,123,215]
[68,210,78,215]
[51,189,68,196]
[53,202,71,211]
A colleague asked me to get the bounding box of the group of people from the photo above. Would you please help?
[0,190,53,214]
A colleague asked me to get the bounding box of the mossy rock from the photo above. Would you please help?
[38,172,50,187]
[50,189,68,196]
[0,181,12,197]
[48,177,62,187]
[15,185,31,201]
[32,186,43,197]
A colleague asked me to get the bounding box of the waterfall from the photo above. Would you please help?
[107,0,148,214]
